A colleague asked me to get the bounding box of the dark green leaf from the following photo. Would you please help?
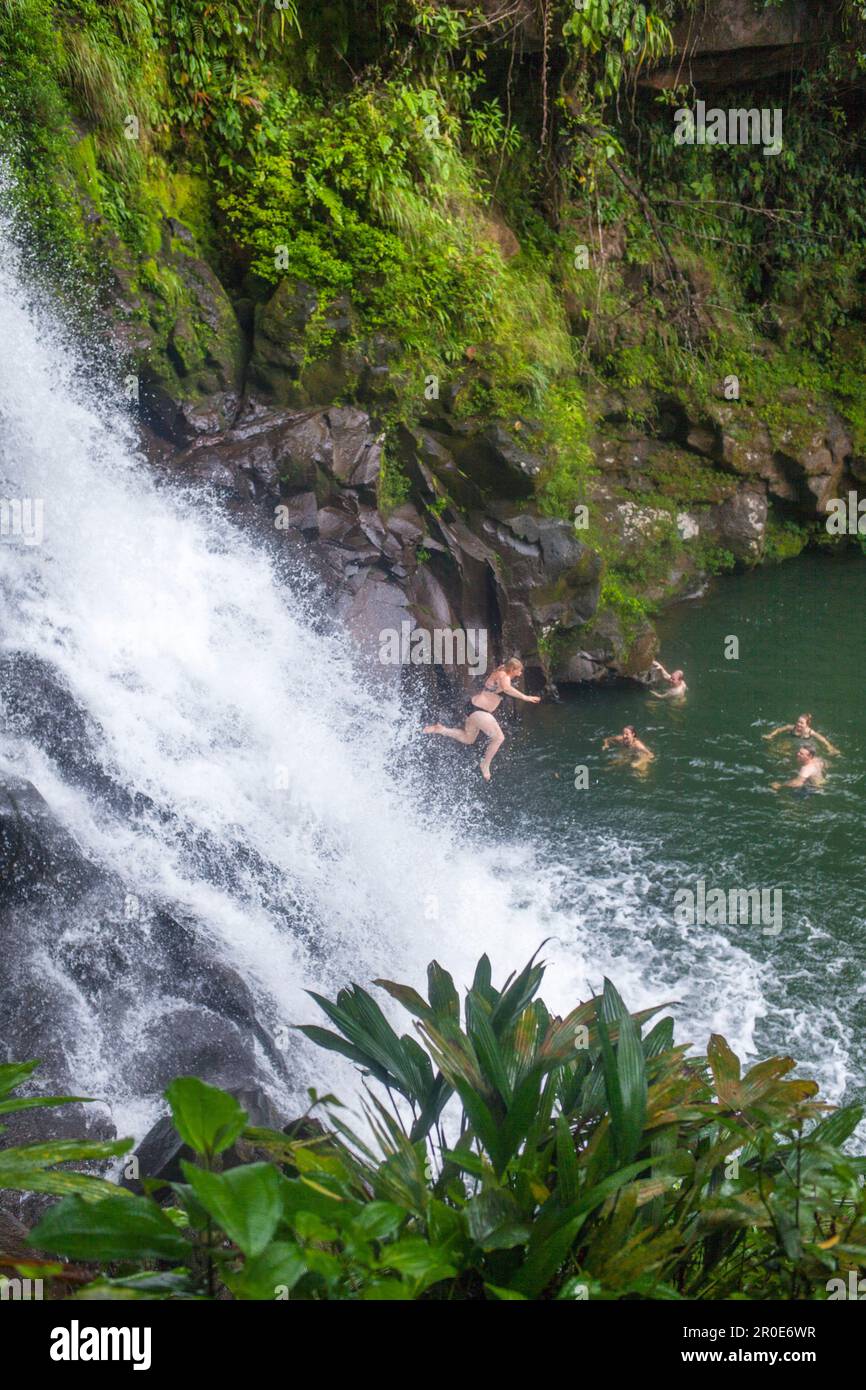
[29,1194,189,1262]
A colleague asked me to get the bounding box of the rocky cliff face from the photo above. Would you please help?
[645,0,830,88]
[13,0,856,696]
[124,223,860,696]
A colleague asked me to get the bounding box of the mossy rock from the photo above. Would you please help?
[107,215,246,443]
[247,279,363,408]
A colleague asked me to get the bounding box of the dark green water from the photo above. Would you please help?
[489,551,866,1112]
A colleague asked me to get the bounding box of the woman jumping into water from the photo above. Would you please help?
[763,713,840,756]
[423,657,540,781]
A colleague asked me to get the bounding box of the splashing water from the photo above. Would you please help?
[0,222,772,1142]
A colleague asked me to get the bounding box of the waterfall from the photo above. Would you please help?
[0,217,777,1146]
[0,224,602,1140]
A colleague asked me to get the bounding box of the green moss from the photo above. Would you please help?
[4,0,866,629]
[595,574,651,641]
[377,445,412,513]
[764,517,812,564]
[643,453,736,507]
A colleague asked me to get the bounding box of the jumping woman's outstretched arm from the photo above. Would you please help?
[498,676,541,704]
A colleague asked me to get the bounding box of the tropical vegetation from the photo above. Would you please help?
[2,951,864,1300]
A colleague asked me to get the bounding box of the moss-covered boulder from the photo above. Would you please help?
[247,279,363,410]
[108,216,246,444]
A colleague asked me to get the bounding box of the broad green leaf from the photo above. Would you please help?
[612,1009,647,1165]
[466,1190,529,1251]
[808,1104,863,1149]
[0,1166,129,1202]
[643,1016,675,1059]
[372,979,432,1023]
[360,1279,412,1300]
[29,1193,189,1262]
[467,1002,512,1104]
[471,955,493,1004]
[75,1270,198,1300]
[556,1115,579,1205]
[0,1061,40,1098]
[305,986,423,1100]
[0,1138,132,1167]
[224,1241,307,1300]
[379,1237,456,1291]
[427,961,460,1021]
[182,1162,283,1257]
[164,1077,247,1158]
[353,1200,405,1240]
[707,1034,742,1107]
[0,1095,96,1117]
[510,1158,654,1298]
[294,1025,395,1089]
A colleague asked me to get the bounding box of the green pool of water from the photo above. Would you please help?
[486,550,865,1109]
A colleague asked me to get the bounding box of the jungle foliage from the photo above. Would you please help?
[1,0,866,599]
[2,952,865,1301]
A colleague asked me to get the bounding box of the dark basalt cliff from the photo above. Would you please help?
[4,0,866,694]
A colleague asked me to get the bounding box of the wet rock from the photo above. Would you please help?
[408,427,486,510]
[553,609,657,684]
[704,487,768,562]
[248,280,361,408]
[337,570,412,669]
[129,1008,258,1095]
[329,407,382,489]
[0,776,100,909]
[386,503,425,547]
[276,490,319,533]
[109,219,246,446]
[0,1209,30,1266]
[124,1085,286,1192]
[172,404,386,511]
[645,0,826,89]
[805,471,844,514]
[463,423,546,497]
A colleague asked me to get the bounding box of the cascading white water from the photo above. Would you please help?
[0,221,772,1143]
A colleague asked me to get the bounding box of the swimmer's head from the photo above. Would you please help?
[794,714,812,734]
[504,658,523,677]
[622,726,637,744]
[671,669,684,684]
[797,745,814,764]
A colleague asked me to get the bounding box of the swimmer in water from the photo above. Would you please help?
[423,657,540,781]
[763,713,840,756]
[771,745,826,792]
[650,660,687,700]
[602,726,654,772]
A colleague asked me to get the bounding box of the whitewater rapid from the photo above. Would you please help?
[0,226,776,1141]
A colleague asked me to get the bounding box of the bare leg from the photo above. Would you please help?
[424,715,483,746]
[424,712,505,777]
[474,712,505,780]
